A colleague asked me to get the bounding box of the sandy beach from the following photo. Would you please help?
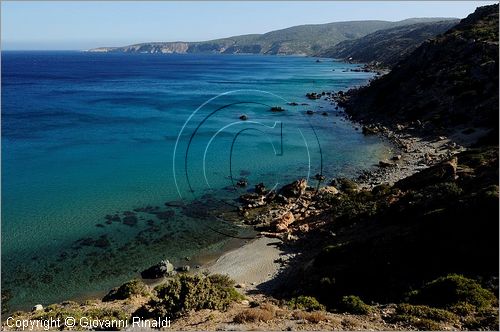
[206,237,287,291]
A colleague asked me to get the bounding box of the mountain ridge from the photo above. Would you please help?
[88,17,458,56]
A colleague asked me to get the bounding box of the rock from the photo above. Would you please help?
[287,102,299,106]
[299,224,310,233]
[285,233,299,242]
[391,155,402,161]
[239,114,248,121]
[314,173,326,181]
[255,183,267,195]
[32,304,43,312]
[141,259,175,279]
[362,125,380,135]
[184,256,190,261]
[240,193,266,207]
[235,283,246,288]
[279,179,307,198]
[236,178,248,187]
[270,106,285,112]
[320,186,339,195]
[395,156,458,190]
[241,300,250,305]
[321,112,328,116]
[178,265,190,272]
[122,215,138,226]
[378,160,393,168]
[306,110,314,115]
[164,200,185,207]
[306,92,321,100]
[93,235,111,248]
[275,211,295,232]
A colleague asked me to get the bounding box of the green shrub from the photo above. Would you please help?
[103,279,149,302]
[426,182,463,198]
[390,304,458,330]
[449,301,476,315]
[288,296,325,311]
[395,303,456,322]
[410,274,497,310]
[139,273,241,318]
[339,295,371,314]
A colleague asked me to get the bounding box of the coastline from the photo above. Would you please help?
[194,115,465,295]
[3,64,462,314]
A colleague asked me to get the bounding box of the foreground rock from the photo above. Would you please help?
[141,259,175,279]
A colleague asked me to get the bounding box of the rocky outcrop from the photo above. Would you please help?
[279,179,307,198]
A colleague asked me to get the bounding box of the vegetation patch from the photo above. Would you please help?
[409,274,497,310]
[287,296,325,311]
[292,310,328,323]
[389,304,458,330]
[137,273,242,319]
[234,306,275,323]
[102,279,150,302]
[338,295,371,314]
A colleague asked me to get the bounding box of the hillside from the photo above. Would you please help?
[336,4,499,145]
[89,18,457,56]
[317,20,459,68]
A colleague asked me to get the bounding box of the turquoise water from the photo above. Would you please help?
[1,52,388,311]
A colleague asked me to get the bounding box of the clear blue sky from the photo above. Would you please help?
[2,1,497,50]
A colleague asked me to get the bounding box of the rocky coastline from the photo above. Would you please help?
[3,87,485,331]
[3,5,498,328]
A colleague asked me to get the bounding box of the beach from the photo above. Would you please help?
[207,237,287,291]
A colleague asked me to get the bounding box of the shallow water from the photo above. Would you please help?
[1,52,389,311]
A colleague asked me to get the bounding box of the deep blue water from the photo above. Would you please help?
[1,51,389,311]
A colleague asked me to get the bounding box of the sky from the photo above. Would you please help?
[2,1,498,50]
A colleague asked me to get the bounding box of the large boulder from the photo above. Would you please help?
[275,211,295,232]
[395,157,458,191]
[279,179,307,198]
[141,259,175,279]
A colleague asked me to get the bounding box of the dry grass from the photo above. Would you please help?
[293,310,328,323]
[233,306,275,323]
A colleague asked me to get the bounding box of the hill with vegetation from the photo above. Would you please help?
[317,20,459,68]
[89,18,457,56]
[336,4,498,145]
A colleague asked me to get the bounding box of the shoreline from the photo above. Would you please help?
[3,63,464,316]
[193,117,465,297]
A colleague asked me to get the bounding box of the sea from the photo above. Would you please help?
[1,51,390,311]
